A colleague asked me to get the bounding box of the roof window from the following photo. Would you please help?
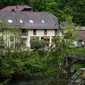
[20,20,23,23]
[29,20,33,23]
[41,20,44,23]
[8,20,13,23]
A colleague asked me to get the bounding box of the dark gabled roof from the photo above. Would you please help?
[0,6,32,12]
[73,30,85,40]
[0,11,59,29]
[77,30,85,40]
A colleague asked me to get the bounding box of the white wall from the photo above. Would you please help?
[25,29,56,47]
[73,41,77,46]
[2,29,57,48]
[28,29,55,36]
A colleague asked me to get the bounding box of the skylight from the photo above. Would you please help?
[8,20,12,23]
[29,20,33,23]
[41,20,44,23]
[20,20,23,23]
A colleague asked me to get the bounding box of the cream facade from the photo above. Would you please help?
[21,29,57,48]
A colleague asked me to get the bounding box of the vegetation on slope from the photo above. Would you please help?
[1,19,85,85]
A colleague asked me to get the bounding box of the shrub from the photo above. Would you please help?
[30,37,45,50]
[0,51,57,81]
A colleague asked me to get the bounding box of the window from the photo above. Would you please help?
[20,20,23,23]
[21,29,28,36]
[33,29,36,35]
[44,29,47,35]
[15,43,20,48]
[10,36,14,41]
[77,40,83,47]
[29,20,33,23]
[55,29,57,35]
[41,36,50,47]
[41,20,44,23]
[8,20,12,23]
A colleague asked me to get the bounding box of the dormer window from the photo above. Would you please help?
[29,20,33,23]
[20,20,23,23]
[41,20,44,23]
[8,20,13,23]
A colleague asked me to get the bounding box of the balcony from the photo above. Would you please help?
[21,33,28,39]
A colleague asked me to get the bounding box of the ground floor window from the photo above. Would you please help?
[77,40,84,47]
[41,36,50,47]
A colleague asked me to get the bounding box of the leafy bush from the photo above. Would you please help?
[74,64,85,72]
[30,37,45,50]
[0,51,57,83]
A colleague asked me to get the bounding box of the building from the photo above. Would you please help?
[75,30,85,47]
[72,26,85,47]
[60,21,85,48]
[0,6,59,48]
[0,6,32,12]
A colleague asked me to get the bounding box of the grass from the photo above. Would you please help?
[69,47,85,55]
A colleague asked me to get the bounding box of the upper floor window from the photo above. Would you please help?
[33,29,36,35]
[21,29,28,36]
[77,40,84,47]
[55,29,57,35]
[44,29,47,35]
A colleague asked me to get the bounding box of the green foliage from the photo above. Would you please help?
[30,37,45,50]
[0,0,25,8]
[0,51,57,82]
[0,2,85,84]
[69,48,85,55]
[74,64,85,72]
[28,0,44,10]
[44,18,78,85]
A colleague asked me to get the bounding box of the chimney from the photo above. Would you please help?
[12,9,15,12]
[16,6,18,9]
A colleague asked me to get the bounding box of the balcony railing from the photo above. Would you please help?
[21,33,28,38]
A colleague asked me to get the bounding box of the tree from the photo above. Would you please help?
[47,18,78,85]
[27,0,45,11]
[0,0,25,8]
[30,37,45,50]
[0,20,22,53]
